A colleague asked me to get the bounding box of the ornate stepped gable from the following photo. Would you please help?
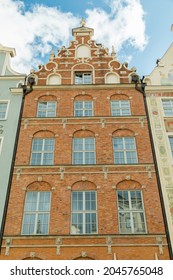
[31,20,137,86]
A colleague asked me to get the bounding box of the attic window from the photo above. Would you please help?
[75,72,92,84]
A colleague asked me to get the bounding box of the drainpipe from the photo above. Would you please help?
[0,75,35,253]
[134,78,173,259]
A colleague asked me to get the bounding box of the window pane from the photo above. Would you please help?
[114,151,125,164]
[39,192,51,211]
[32,139,43,151]
[119,212,132,233]
[73,152,83,164]
[85,213,97,233]
[22,214,35,234]
[130,191,143,210]
[30,153,42,165]
[24,192,37,211]
[113,138,123,149]
[37,214,49,234]
[132,212,146,233]
[72,213,83,233]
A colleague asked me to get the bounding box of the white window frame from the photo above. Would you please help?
[72,137,96,165]
[37,101,56,117]
[30,138,55,165]
[161,99,173,117]
[74,72,92,84]
[113,137,138,164]
[0,100,10,120]
[111,100,131,116]
[117,190,147,234]
[71,191,98,234]
[22,191,51,235]
[74,101,93,117]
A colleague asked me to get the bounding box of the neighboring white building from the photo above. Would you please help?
[144,42,173,256]
[0,44,25,239]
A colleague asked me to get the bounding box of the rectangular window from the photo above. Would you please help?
[22,191,51,235]
[37,101,56,117]
[117,190,146,234]
[73,138,95,164]
[111,100,131,116]
[0,101,9,120]
[75,73,92,84]
[30,138,55,165]
[71,191,97,234]
[113,137,138,164]
[169,137,173,158]
[74,101,93,117]
[162,99,173,116]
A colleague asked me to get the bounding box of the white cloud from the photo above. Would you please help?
[86,0,148,51]
[0,0,148,73]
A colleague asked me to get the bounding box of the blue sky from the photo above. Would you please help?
[0,0,173,77]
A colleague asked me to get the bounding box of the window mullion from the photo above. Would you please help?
[41,139,45,165]
[123,138,127,163]
[34,192,39,234]
[128,192,134,233]
[83,138,85,164]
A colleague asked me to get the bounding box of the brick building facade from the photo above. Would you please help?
[0,21,170,260]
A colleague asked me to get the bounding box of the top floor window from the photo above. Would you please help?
[75,72,92,84]
[111,100,131,116]
[37,101,56,118]
[162,99,173,116]
[0,101,8,120]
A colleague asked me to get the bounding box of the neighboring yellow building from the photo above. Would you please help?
[144,41,173,258]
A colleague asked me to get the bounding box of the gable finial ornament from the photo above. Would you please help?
[80,17,86,27]
[111,46,116,59]
[49,47,55,61]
